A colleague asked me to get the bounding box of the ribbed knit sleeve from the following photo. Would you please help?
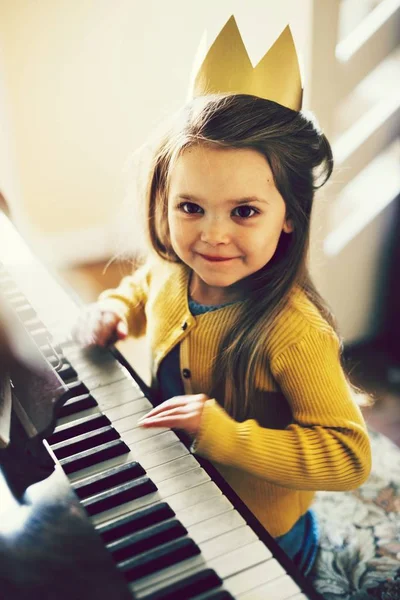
[97,262,152,338]
[194,326,371,491]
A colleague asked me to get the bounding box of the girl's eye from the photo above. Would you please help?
[178,202,203,214]
[232,205,259,218]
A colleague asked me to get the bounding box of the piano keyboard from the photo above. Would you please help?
[0,212,313,600]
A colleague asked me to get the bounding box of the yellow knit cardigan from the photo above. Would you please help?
[99,258,371,538]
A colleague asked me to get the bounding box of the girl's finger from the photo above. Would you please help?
[139,412,198,430]
[139,396,188,419]
[138,405,190,423]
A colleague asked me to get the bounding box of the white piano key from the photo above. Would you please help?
[209,541,272,580]
[188,508,245,544]
[133,441,189,470]
[224,557,286,597]
[95,387,146,412]
[90,377,142,400]
[56,406,101,427]
[69,438,188,485]
[130,554,206,597]
[120,423,168,443]
[68,449,137,484]
[199,525,257,562]
[157,467,210,496]
[126,430,179,456]
[178,495,234,528]
[146,454,199,483]
[167,480,222,513]
[288,594,308,599]
[104,398,153,423]
[92,479,222,527]
[237,573,301,600]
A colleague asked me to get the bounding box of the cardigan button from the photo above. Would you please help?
[182,368,191,379]
[181,321,188,331]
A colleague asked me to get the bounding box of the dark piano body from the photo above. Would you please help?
[0,212,319,600]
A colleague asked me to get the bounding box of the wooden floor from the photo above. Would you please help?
[59,260,400,448]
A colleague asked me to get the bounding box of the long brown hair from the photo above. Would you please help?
[145,94,336,419]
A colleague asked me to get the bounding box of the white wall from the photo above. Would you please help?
[0,0,312,262]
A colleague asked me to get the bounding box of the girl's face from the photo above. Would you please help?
[167,144,293,304]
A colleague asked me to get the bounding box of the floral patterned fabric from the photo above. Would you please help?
[309,428,400,599]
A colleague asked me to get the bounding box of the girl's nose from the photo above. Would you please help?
[200,218,231,245]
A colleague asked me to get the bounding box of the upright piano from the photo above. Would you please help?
[0,212,319,599]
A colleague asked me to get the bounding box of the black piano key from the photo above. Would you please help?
[65,379,89,394]
[29,328,51,346]
[57,392,97,418]
[56,361,78,383]
[196,591,235,599]
[118,537,200,582]
[73,461,145,499]
[0,285,19,296]
[140,569,225,600]
[51,425,120,459]
[82,476,157,516]
[40,342,63,359]
[14,304,37,321]
[60,439,130,475]
[47,354,62,368]
[24,317,45,331]
[7,295,29,308]
[107,518,187,563]
[48,413,111,444]
[97,502,175,544]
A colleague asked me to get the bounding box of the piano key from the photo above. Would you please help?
[137,568,227,600]
[7,294,29,308]
[82,476,157,516]
[65,379,90,396]
[107,518,187,562]
[24,317,46,332]
[56,362,78,383]
[147,454,199,484]
[135,517,265,598]
[220,557,286,597]
[125,430,179,456]
[60,438,130,474]
[178,496,234,529]
[51,425,120,459]
[192,590,233,600]
[118,536,201,582]
[67,436,187,485]
[200,526,257,562]
[48,412,111,444]
[98,502,176,544]
[208,541,272,580]
[236,573,301,600]
[14,303,37,320]
[57,393,98,419]
[73,460,146,499]
[91,479,222,528]
[104,397,153,423]
[187,509,245,545]
[56,405,101,427]
[130,552,206,595]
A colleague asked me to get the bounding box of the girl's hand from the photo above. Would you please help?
[72,303,128,348]
[138,394,209,436]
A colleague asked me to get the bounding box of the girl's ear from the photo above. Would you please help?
[283,219,294,233]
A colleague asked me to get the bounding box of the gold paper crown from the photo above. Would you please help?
[190,16,303,111]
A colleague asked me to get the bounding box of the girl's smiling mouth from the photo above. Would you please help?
[198,254,237,262]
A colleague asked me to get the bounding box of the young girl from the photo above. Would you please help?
[75,93,371,576]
